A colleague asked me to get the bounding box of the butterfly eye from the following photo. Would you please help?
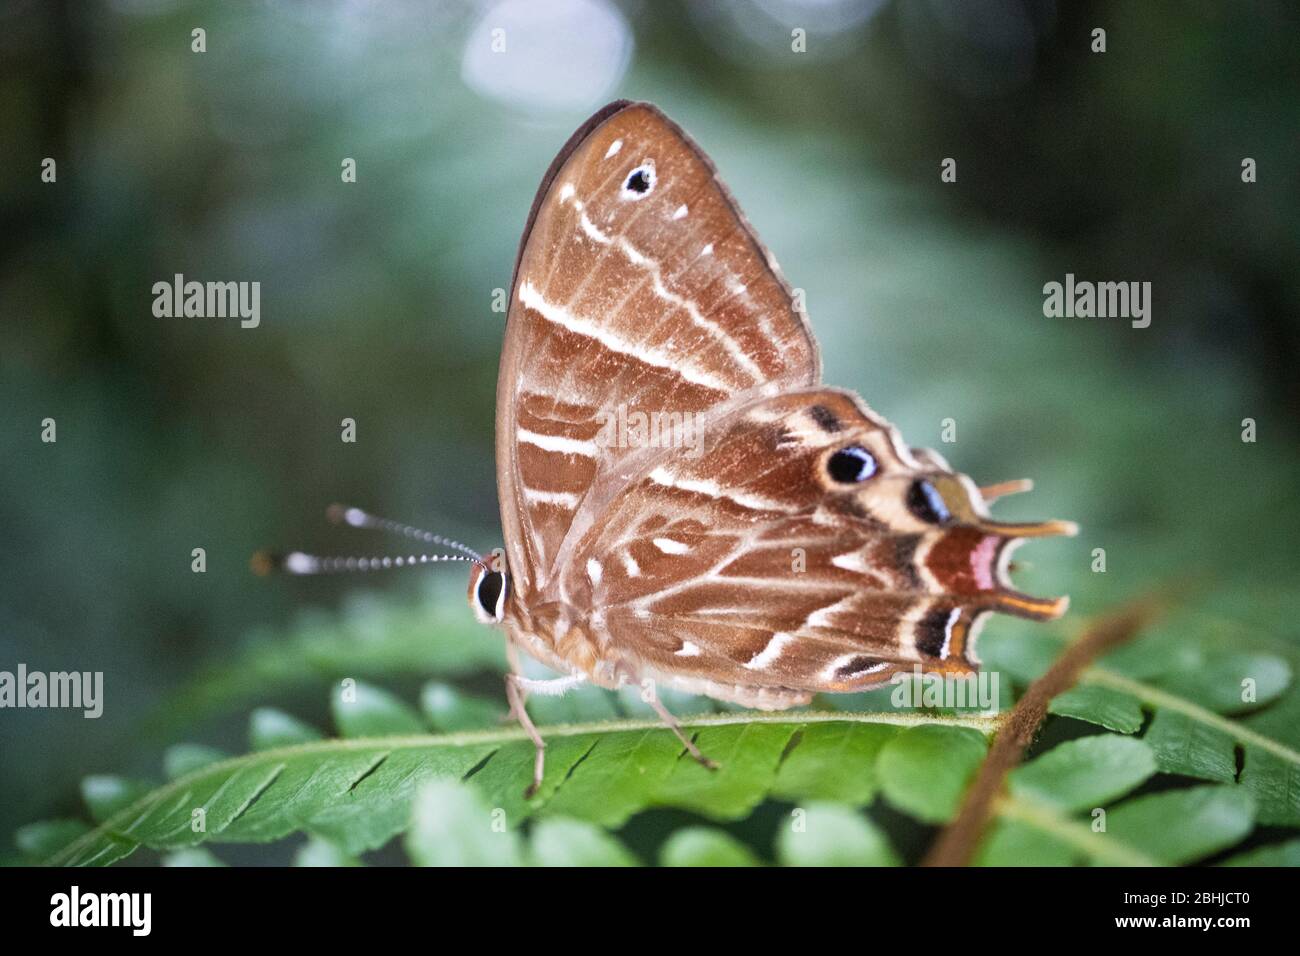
[475,569,507,621]
[826,446,877,484]
[907,478,952,525]
[622,163,655,199]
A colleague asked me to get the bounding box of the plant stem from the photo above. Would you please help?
[923,598,1158,866]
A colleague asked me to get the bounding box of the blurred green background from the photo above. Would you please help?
[2,0,1298,853]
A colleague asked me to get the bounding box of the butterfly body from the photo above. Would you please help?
[259,101,1074,792]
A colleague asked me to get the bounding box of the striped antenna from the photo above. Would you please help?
[250,505,484,576]
[326,504,482,562]
[251,550,474,577]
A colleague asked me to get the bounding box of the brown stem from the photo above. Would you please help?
[921,596,1161,867]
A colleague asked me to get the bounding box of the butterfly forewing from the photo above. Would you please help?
[498,102,818,602]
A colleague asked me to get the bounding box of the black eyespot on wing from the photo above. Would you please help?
[809,404,842,433]
[826,446,877,483]
[476,571,504,618]
[907,479,952,525]
[625,166,652,195]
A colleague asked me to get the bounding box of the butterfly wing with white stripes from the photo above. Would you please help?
[497,101,818,605]
[556,387,1073,705]
[496,101,1072,702]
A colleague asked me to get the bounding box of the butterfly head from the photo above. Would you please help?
[468,549,510,625]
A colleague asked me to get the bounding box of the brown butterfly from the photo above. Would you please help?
[259,101,1075,796]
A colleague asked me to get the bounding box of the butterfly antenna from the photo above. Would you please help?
[325,504,483,562]
[251,550,474,576]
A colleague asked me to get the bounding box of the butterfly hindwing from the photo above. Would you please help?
[559,388,1066,697]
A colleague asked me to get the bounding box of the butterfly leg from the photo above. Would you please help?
[646,693,719,771]
[504,642,529,712]
[504,670,588,797]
